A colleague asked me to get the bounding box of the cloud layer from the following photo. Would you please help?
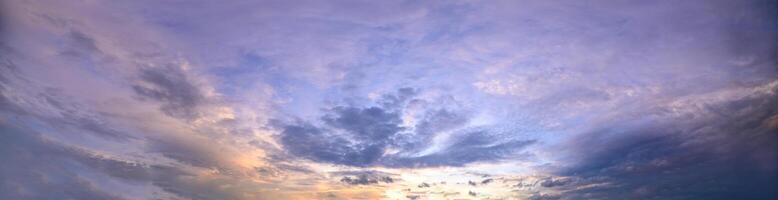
[1,0,776,199]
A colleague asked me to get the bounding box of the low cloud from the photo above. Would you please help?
[332,171,397,186]
[551,82,778,199]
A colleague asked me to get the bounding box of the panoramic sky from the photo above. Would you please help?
[1,0,777,199]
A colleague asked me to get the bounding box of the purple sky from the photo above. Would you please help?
[1,0,777,199]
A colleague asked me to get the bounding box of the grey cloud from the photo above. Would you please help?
[279,88,535,167]
[383,130,536,167]
[552,87,778,199]
[148,137,219,168]
[280,122,385,166]
[394,108,470,152]
[340,175,393,186]
[0,122,129,200]
[322,106,404,142]
[0,118,268,200]
[481,178,493,185]
[332,170,397,185]
[4,0,775,199]
[0,64,134,140]
[255,163,314,178]
[59,31,101,58]
[279,88,407,166]
[0,54,25,114]
[40,90,133,140]
[539,177,572,188]
[527,193,561,200]
[378,87,418,109]
[133,65,204,120]
[0,66,259,199]
[415,109,468,136]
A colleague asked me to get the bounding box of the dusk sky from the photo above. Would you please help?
[1,0,777,199]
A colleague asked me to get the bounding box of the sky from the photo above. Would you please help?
[0,0,776,199]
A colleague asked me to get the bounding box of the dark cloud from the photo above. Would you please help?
[59,31,102,58]
[332,171,397,186]
[280,122,386,166]
[553,89,778,199]
[0,118,264,200]
[0,123,127,200]
[278,90,406,166]
[322,106,404,142]
[481,178,493,185]
[340,175,393,186]
[279,88,535,167]
[339,175,374,185]
[132,65,204,119]
[378,87,418,109]
[528,193,561,200]
[0,71,252,199]
[468,180,477,186]
[538,177,572,188]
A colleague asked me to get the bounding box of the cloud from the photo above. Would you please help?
[0,64,133,141]
[332,170,397,186]
[277,88,412,167]
[322,106,405,142]
[527,193,561,200]
[0,12,279,199]
[59,31,102,58]
[279,122,384,166]
[383,130,536,167]
[1,0,776,199]
[340,175,394,186]
[132,65,205,120]
[0,116,291,200]
[278,88,535,167]
[38,90,134,140]
[0,123,128,200]
[538,178,572,188]
[396,108,470,152]
[550,82,778,199]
